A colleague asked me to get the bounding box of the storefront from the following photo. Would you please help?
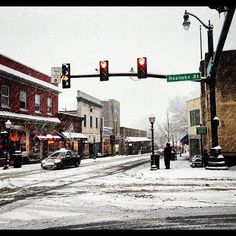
[60,131,87,157]
[0,122,27,166]
[125,137,151,155]
[0,111,61,166]
[34,133,63,159]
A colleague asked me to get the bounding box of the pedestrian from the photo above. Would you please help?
[164,142,172,169]
[203,150,209,167]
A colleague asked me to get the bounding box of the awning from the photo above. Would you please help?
[180,134,189,145]
[62,132,87,139]
[36,135,47,140]
[125,137,151,142]
[46,134,61,139]
[36,134,61,140]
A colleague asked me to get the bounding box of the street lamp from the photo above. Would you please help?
[183,10,223,165]
[149,114,157,170]
[3,120,12,170]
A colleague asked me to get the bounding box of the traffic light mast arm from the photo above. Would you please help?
[70,73,167,79]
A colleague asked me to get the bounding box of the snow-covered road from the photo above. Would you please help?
[0,153,236,230]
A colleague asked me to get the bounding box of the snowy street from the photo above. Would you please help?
[0,153,236,230]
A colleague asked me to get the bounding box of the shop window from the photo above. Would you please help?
[20,132,26,152]
[10,131,20,142]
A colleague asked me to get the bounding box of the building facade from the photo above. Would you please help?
[76,90,103,158]
[120,127,150,155]
[57,111,86,157]
[186,97,202,159]
[101,99,120,155]
[200,50,236,165]
[0,54,61,166]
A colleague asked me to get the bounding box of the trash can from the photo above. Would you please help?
[151,154,160,169]
[154,154,160,169]
[13,150,22,168]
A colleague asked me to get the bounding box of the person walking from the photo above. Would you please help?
[164,142,172,169]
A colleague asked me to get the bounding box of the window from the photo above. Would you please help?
[35,94,41,112]
[84,115,87,127]
[190,109,200,126]
[20,90,27,110]
[1,85,9,107]
[47,98,52,114]
[96,117,98,128]
[90,116,93,128]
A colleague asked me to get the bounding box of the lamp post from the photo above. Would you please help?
[3,120,12,170]
[149,114,157,170]
[183,10,220,158]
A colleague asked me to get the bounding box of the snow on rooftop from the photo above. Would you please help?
[0,64,61,93]
[0,111,60,123]
[125,137,151,142]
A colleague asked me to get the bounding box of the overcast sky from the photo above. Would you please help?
[0,6,235,130]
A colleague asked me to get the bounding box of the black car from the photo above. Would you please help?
[171,150,177,160]
[41,148,81,170]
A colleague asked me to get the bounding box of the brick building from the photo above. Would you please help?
[120,127,151,155]
[57,111,86,157]
[0,54,61,165]
[200,50,236,165]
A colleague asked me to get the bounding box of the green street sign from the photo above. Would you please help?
[196,126,207,135]
[167,72,201,82]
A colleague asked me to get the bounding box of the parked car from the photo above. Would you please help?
[171,150,177,160]
[41,148,81,170]
[96,152,104,158]
[190,155,203,168]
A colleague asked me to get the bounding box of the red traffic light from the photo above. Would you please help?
[137,57,147,78]
[99,60,109,81]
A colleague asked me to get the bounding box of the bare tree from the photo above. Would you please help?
[155,112,176,147]
[155,96,188,148]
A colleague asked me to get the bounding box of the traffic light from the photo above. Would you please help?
[137,57,147,78]
[99,60,109,81]
[61,63,71,88]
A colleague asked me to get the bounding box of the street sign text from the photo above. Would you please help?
[167,72,201,82]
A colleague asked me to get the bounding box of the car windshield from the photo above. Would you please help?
[48,151,67,159]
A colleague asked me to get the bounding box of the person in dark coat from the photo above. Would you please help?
[164,142,172,169]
